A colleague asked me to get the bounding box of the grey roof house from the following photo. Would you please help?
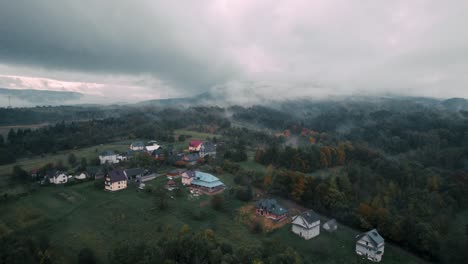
[356,229,385,262]
[322,219,338,232]
[124,168,145,180]
[291,210,321,239]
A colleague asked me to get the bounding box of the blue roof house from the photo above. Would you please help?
[189,171,225,193]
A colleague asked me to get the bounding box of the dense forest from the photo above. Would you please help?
[0,226,305,264]
[229,100,468,263]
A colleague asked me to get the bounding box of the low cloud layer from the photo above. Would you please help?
[1,0,468,102]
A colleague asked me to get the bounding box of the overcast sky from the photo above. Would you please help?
[1,0,468,102]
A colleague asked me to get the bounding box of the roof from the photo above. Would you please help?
[87,166,104,175]
[185,153,200,162]
[107,170,127,183]
[189,140,203,148]
[357,229,384,246]
[167,169,185,175]
[194,171,220,182]
[202,142,216,152]
[99,150,116,157]
[295,210,320,226]
[323,219,337,229]
[182,170,195,178]
[191,171,224,188]
[166,179,176,186]
[152,148,164,156]
[256,199,288,215]
[145,145,161,151]
[47,170,66,178]
[124,168,145,177]
[131,141,144,147]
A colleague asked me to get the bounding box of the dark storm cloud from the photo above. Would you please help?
[0,1,237,92]
[1,0,468,99]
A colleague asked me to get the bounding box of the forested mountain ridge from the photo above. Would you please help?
[0,87,83,106]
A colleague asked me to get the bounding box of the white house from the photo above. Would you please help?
[99,150,119,164]
[130,141,145,151]
[356,229,385,262]
[74,172,87,180]
[145,141,161,152]
[188,140,203,152]
[291,210,320,240]
[48,171,69,184]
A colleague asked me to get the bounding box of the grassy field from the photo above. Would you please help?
[174,129,221,141]
[0,175,257,263]
[0,140,132,177]
[0,174,429,264]
[0,123,49,137]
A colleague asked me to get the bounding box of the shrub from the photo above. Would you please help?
[78,248,97,264]
[251,220,263,234]
[235,187,253,202]
[211,194,224,211]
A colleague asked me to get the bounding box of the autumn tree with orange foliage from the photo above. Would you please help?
[291,174,306,201]
[263,164,274,192]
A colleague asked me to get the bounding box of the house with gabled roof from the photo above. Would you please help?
[165,179,177,191]
[136,170,157,183]
[48,170,69,184]
[291,210,320,239]
[167,169,185,179]
[130,141,145,151]
[323,219,338,232]
[181,170,195,185]
[145,141,161,152]
[99,150,119,164]
[151,148,165,160]
[123,168,145,180]
[105,170,127,191]
[74,172,88,180]
[200,142,216,158]
[188,140,203,152]
[188,171,225,193]
[256,199,288,221]
[355,229,385,262]
[87,166,105,180]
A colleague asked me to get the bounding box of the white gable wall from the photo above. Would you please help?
[291,216,320,240]
[99,155,119,164]
[355,235,384,262]
[50,173,68,184]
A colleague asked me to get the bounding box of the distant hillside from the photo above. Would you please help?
[137,91,225,107]
[0,88,83,107]
[441,97,468,111]
[137,88,468,113]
